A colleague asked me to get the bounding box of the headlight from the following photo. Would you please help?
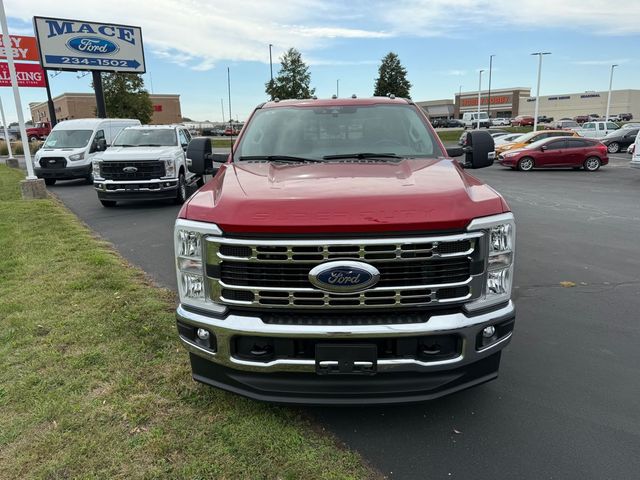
[92,160,102,179]
[174,218,226,314]
[464,213,515,312]
[163,157,176,178]
[69,152,85,161]
[504,152,518,158]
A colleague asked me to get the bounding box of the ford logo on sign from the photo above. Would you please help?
[309,261,380,294]
[66,36,120,55]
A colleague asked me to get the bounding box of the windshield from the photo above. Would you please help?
[235,105,440,161]
[43,130,93,149]
[113,128,177,147]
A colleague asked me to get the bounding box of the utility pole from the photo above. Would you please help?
[268,44,273,100]
[605,64,618,122]
[531,52,551,132]
[476,69,484,129]
[487,54,495,118]
[336,79,339,98]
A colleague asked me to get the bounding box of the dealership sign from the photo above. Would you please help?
[0,62,46,87]
[33,16,146,73]
[0,35,39,61]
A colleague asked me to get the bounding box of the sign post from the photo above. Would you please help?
[0,0,46,199]
[0,94,14,160]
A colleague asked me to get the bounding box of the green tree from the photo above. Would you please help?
[373,52,412,99]
[97,73,154,123]
[265,48,315,100]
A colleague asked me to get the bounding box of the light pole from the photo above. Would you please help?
[605,64,618,122]
[269,44,273,82]
[336,79,339,98]
[487,54,495,118]
[531,52,551,132]
[476,69,484,129]
[458,85,462,119]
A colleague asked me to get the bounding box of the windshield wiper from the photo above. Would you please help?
[322,152,404,160]
[136,144,170,147]
[239,155,323,163]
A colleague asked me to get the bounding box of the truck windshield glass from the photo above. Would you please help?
[43,130,93,148]
[235,105,440,161]
[113,129,177,147]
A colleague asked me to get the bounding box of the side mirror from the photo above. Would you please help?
[463,130,495,169]
[93,138,107,152]
[540,145,548,151]
[446,146,464,157]
[186,137,229,175]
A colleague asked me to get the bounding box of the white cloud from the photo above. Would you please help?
[572,59,630,66]
[441,69,467,76]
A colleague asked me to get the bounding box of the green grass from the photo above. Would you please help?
[436,126,534,144]
[0,164,377,480]
[211,138,234,148]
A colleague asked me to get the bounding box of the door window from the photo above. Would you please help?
[178,129,189,147]
[598,123,605,130]
[90,130,105,153]
[565,139,587,149]
[545,140,566,150]
[583,123,595,129]
[606,122,618,130]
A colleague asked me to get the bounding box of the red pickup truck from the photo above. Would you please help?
[174,97,516,404]
[26,121,51,141]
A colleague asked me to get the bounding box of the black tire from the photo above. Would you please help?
[606,142,620,154]
[517,157,535,171]
[44,178,56,186]
[84,168,93,184]
[29,136,38,142]
[175,172,187,204]
[583,156,601,171]
[100,200,117,208]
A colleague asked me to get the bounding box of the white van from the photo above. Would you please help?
[34,118,141,185]
[462,111,490,129]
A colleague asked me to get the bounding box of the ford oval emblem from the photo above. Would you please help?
[66,36,120,55]
[122,166,138,173]
[309,261,380,294]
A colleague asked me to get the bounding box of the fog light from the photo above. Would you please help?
[482,326,496,338]
[196,328,210,340]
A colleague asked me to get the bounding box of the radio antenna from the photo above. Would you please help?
[227,67,234,159]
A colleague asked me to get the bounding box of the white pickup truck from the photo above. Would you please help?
[572,121,619,139]
[92,124,203,207]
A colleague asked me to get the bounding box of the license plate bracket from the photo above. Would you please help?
[315,344,377,375]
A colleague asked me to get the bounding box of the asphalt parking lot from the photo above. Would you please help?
[27,152,640,479]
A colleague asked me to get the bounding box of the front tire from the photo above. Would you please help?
[607,142,620,154]
[517,157,535,171]
[100,200,117,208]
[44,178,56,186]
[584,157,601,171]
[29,135,38,142]
[175,172,187,204]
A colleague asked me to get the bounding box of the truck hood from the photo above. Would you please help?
[182,159,507,234]
[98,146,178,160]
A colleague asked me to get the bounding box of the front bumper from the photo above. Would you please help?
[176,301,515,405]
[35,165,91,180]
[630,160,640,169]
[94,179,178,201]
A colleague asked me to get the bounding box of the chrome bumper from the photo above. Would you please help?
[176,301,515,374]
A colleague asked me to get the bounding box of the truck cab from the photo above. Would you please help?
[26,121,51,142]
[573,121,619,139]
[174,97,515,405]
[33,118,140,185]
[92,124,203,207]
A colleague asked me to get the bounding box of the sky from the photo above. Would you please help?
[1,0,639,123]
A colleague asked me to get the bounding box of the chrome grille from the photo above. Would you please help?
[205,233,485,310]
[100,161,166,181]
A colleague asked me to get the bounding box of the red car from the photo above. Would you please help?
[511,115,534,127]
[498,136,608,171]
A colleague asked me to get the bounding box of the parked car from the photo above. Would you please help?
[491,132,510,139]
[572,121,619,139]
[495,133,525,146]
[491,117,511,126]
[621,122,640,129]
[495,129,578,155]
[462,111,490,128]
[33,118,141,185]
[600,127,639,153]
[26,121,51,141]
[618,113,633,121]
[629,130,640,168]
[627,143,635,155]
[498,136,608,171]
[177,96,515,405]
[574,115,590,124]
[459,128,507,146]
[93,125,202,207]
[511,115,534,126]
[441,118,465,128]
[548,120,580,130]
[537,115,553,123]
[588,114,600,121]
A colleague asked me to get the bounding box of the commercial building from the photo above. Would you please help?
[455,87,531,119]
[516,89,640,120]
[29,92,182,125]
[415,99,455,120]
